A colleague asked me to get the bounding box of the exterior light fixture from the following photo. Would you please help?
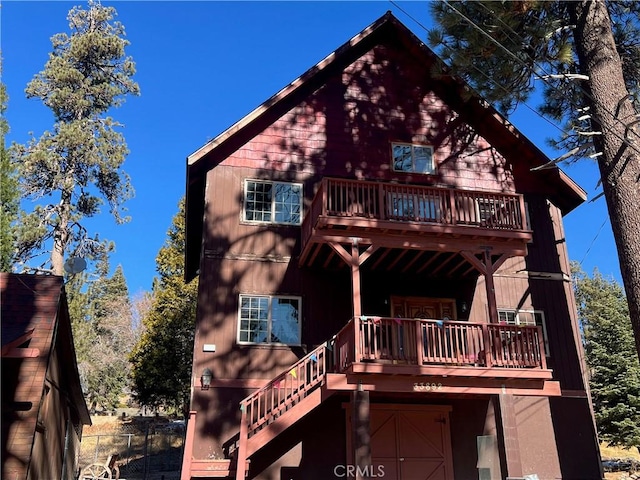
[201,368,213,390]
[461,301,468,313]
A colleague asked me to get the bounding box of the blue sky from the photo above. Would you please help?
[3,1,619,295]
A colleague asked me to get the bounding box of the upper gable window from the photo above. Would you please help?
[392,143,435,175]
[244,180,302,225]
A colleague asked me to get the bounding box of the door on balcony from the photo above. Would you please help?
[389,297,459,365]
[368,405,454,480]
[391,296,457,321]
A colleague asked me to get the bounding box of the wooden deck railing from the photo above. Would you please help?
[234,343,332,479]
[303,177,527,232]
[239,342,332,439]
[336,316,547,370]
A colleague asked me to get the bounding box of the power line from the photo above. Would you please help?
[389,0,576,150]
[389,0,609,194]
[389,0,614,255]
[389,0,640,257]
[440,0,640,159]
[389,0,432,37]
[475,0,638,137]
[579,218,609,267]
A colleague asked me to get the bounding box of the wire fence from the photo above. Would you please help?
[78,418,185,480]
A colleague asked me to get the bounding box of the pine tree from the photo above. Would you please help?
[90,259,129,327]
[0,71,19,271]
[66,263,141,413]
[429,1,640,359]
[129,199,197,416]
[85,261,136,410]
[65,272,96,371]
[574,265,640,452]
[13,0,139,275]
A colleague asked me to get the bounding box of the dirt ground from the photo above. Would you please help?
[602,443,640,479]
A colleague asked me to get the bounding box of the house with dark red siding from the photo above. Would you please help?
[1,273,91,480]
[181,12,602,480]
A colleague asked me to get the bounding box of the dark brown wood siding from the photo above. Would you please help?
[1,274,87,480]
[188,26,599,478]
[525,196,588,391]
[549,396,602,479]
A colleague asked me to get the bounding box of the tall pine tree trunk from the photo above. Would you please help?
[570,0,640,359]
[51,187,72,276]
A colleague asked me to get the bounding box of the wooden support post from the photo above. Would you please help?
[352,382,371,480]
[353,315,361,363]
[449,189,456,224]
[519,196,528,230]
[482,323,493,368]
[538,326,548,369]
[235,407,249,480]
[352,239,362,318]
[180,411,197,480]
[416,321,424,366]
[328,239,378,320]
[461,249,507,324]
[484,249,499,324]
[319,178,325,215]
[495,394,523,479]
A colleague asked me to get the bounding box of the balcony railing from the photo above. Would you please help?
[335,316,547,371]
[302,178,528,246]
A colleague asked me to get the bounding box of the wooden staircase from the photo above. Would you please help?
[235,342,334,479]
[181,342,334,479]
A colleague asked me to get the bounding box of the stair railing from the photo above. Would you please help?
[239,342,332,439]
[235,342,333,480]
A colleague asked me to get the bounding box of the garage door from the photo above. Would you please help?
[370,405,453,480]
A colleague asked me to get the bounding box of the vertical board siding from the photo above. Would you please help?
[206,167,301,260]
[526,196,586,390]
[514,396,562,479]
[189,28,594,473]
[197,251,352,383]
[524,196,570,274]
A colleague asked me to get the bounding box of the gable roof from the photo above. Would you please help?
[184,11,586,281]
[1,273,91,426]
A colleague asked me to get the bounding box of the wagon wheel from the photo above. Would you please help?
[80,463,112,480]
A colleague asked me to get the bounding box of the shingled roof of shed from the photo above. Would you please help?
[1,273,91,426]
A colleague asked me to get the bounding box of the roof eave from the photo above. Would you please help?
[184,11,587,279]
[187,11,396,169]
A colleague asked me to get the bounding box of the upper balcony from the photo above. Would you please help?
[300,178,532,268]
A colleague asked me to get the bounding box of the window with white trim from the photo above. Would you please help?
[391,143,435,174]
[243,180,302,225]
[238,295,301,345]
[498,309,549,356]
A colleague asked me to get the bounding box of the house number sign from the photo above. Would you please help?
[413,382,443,391]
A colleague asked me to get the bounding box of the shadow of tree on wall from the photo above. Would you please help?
[189,33,522,464]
